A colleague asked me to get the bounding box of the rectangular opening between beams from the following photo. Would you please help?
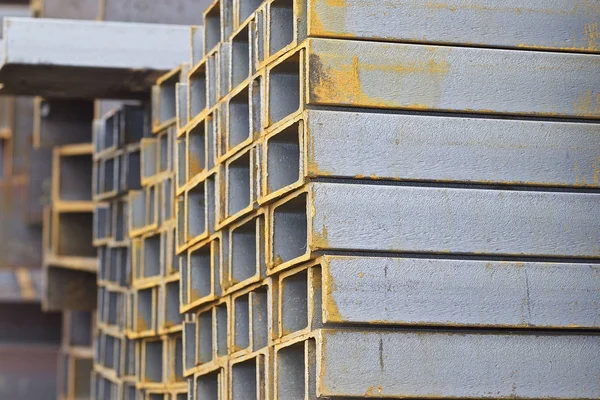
[268,51,300,126]
[272,193,307,266]
[267,121,301,194]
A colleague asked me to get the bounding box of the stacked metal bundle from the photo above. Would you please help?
[92,103,148,399]
[171,1,600,399]
[37,98,98,400]
[124,68,188,400]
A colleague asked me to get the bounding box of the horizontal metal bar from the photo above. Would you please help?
[316,329,600,399]
[263,110,600,202]
[0,17,189,98]
[320,255,600,329]
[269,183,600,271]
[303,0,600,53]
[269,38,600,123]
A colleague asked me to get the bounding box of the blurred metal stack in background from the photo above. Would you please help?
[0,1,62,399]
[92,102,149,399]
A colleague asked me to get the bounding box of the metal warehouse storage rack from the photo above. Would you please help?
[0,4,195,399]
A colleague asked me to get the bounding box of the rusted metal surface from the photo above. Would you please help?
[315,329,600,399]
[0,178,43,268]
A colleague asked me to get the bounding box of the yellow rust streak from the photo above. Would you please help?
[322,265,342,323]
[15,268,35,301]
[312,51,449,108]
[574,90,600,118]
[584,22,599,52]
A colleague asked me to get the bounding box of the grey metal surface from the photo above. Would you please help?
[0,4,30,38]
[0,18,190,98]
[39,0,99,20]
[264,110,600,201]
[304,38,600,119]
[10,96,33,175]
[102,0,213,25]
[304,0,600,53]
[321,256,600,328]
[317,329,600,399]
[0,180,43,268]
[299,182,599,259]
[27,148,52,225]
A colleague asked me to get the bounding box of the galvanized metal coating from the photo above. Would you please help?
[317,329,600,398]
[306,0,600,53]
[306,38,600,119]
[308,182,600,258]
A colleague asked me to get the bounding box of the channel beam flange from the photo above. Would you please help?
[262,109,600,203]
[269,182,600,271]
[313,329,600,399]
[292,0,600,54]
[0,18,190,99]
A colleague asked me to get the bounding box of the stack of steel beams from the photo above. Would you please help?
[172,1,600,399]
[124,67,188,400]
[37,98,98,400]
[58,310,96,400]
[92,103,148,399]
[41,99,97,312]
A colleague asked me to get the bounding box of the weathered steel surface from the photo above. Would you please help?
[0,18,190,98]
[305,0,600,53]
[305,111,600,187]
[102,0,213,25]
[0,179,43,268]
[317,329,600,399]
[27,148,52,224]
[39,0,99,20]
[321,256,600,328]
[10,96,33,176]
[43,266,97,311]
[303,38,600,119]
[263,110,600,201]
[272,183,600,264]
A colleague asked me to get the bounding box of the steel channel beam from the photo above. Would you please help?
[269,182,600,271]
[316,255,600,329]
[301,0,600,54]
[262,109,600,202]
[314,329,600,399]
[0,18,189,98]
[43,265,97,311]
[266,38,600,128]
[101,0,213,25]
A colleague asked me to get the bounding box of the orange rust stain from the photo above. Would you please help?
[584,22,599,51]
[272,254,284,267]
[322,269,342,322]
[365,386,384,396]
[137,316,148,332]
[325,0,346,6]
[574,90,600,118]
